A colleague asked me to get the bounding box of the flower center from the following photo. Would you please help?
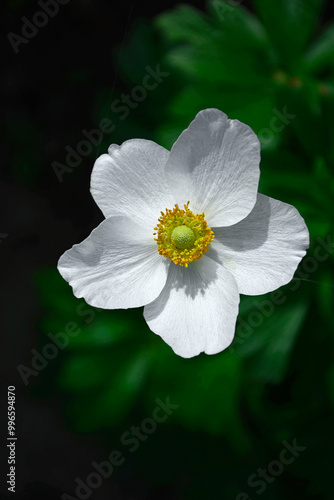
[154,202,214,267]
[171,225,196,249]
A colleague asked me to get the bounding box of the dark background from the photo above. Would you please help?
[2,2,212,498]
[2,0,334,499]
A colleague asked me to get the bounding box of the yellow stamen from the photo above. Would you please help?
[154,201,214,267]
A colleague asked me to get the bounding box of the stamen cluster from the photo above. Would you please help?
[154,202,214,267]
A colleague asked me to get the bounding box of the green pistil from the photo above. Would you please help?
[171,225,196,249]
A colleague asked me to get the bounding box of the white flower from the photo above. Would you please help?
[58,108,309,358]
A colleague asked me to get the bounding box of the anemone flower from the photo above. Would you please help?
[58,108,309,358]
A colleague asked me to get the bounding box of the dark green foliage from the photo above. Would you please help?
[36,1,334,498]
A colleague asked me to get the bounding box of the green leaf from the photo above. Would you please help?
[275,79,324,158]
[234,296,309,383]
[63,349,152,432]
[155,4,270,86]
[303,22,334,75]
[155,5,215,46]
[260,170,328,212]
[258,153,334,240]
[253,0,325,68]
[208,0,270,51]
[316,270,334,325]
[58,353,109,391]
[321,94,334,167]
[147,348,249,450]
[167,84,262,117]
[64,315,136,349]
[164,44,268,85]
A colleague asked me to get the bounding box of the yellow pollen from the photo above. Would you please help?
[154,201,214,267]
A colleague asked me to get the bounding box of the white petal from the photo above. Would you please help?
[164,108,261,227]
[91,139,175,227]
[144,256,240,358]
[209,194,310,295]
[58,216,169,309]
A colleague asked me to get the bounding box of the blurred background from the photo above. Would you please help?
[2,0,334,498]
